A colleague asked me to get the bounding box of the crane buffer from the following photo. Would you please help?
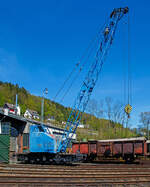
[57,7,129,153]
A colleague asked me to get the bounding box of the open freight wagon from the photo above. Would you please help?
[72,137,147,162]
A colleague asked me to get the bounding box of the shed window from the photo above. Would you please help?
[1,123,10,134]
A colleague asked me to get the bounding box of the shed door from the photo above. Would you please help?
[23,133,29,153]
[0,135,10,163]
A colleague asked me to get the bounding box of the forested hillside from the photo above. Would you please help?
[0,81,137,140]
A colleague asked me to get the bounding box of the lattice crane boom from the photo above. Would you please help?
[57,7,129,153]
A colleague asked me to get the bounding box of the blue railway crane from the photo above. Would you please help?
[17,7,130,164]
[57,7,129,153]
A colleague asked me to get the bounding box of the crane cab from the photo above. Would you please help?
[29,125,57,153]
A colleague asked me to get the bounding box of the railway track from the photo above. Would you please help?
[0,163,150,186]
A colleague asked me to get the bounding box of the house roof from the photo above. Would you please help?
[4,103,16,110]
[26,109,39,116]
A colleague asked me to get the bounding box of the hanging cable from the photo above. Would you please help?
[125,12,132,118]
[59,19,112,103]
[59,35,101,103]
[60,69,81,103]
[53,63,80,101]
[53,29,100,102]
[53,17,110,102]
[123,22,127,107]
[127,12,130,104]
[128,12,132,106]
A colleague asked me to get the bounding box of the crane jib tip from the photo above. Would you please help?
[110,7,129,18]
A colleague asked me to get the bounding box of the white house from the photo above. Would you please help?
[24,109,40,120]
[3,103,21,116]
[62,121,66,125]
[16,106,21,115]
[47,116,55,122]
[78,123,85,128]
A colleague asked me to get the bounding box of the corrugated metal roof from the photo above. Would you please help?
[0,110,67,132]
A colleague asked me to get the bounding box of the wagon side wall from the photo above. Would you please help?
[88,141,97,155]
[80,143,88,154]
[72,143,80,154]
[96,142,112,157]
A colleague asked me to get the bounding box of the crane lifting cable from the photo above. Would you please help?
[124,11,132,118]
[53,17,110,102]
[60,35,102,103]
[57,7,129,153]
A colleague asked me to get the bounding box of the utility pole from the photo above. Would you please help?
[147,120,150,140]
[41,88,48,124]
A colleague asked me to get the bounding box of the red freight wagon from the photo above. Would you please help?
[112,140,144,157]
[72,137,146,162]
[112,137,146,159]
[114,137,146,161]
[96,137,146,161]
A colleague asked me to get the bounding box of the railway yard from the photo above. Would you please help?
[0,162,150,186]
[0,3,150,187]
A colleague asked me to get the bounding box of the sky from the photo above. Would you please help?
[0,0,149,128]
